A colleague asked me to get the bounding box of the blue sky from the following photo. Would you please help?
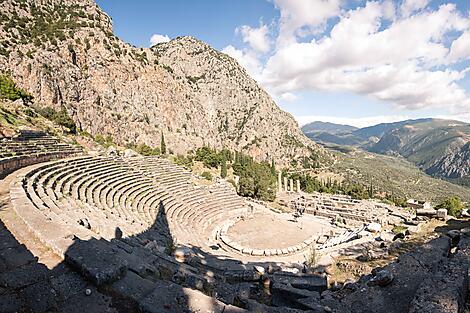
[97,0,470,127]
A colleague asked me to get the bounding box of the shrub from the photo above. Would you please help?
[304,245,321,269]
[195,146,222,168]
[436,196,464,217]
[35,106,76,133]
[174,154,193,169]
[201,171,212,181]
[136,143,160,156]
[0,75,33,102]
[94,134,114,148]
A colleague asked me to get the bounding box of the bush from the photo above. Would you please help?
[234,152,276,201]
[136,143,160,156]
[436,196,464,217]
[174,154,193,169]
[195,146,221,168]
[35,106,76,133]
[94,134,114,148]
[0,75,33,102]
[201,171,212,181]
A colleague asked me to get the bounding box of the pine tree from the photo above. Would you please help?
[160,132,166,155]
[221,159,227,178]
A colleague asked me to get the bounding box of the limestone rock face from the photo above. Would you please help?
[0,0,327,165]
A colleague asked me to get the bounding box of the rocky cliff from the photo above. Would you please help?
[0,0,325,165]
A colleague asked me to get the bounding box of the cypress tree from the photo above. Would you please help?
[221,159,227,178]
[160,132,166,155]
[270,159,276,176]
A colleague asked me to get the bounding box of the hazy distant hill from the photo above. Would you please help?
[301,121,358,135]
[303,118,470,184]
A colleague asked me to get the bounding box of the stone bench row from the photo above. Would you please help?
[219,227,318,257]
[21,156,248,254]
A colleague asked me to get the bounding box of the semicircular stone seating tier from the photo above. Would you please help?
[19,155,249,252]
[0,130,82,175]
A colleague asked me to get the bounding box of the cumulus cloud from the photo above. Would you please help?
[400,0,430,18]
[448,31,470,62]
[274,0,342,46]
[221,45,263,80]
[225,1,470,114]
[149,33,170,46]
[236,24,271,53]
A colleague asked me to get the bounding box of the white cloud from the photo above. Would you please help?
[225,1,470,116]
[256,2,470,113]
[448,31,470,62]
[221,45,263,80]
[280,92,298,102]
[400,0,430,18]
[149,34,170,46]
[274,0,342,46]
[236,24,271,54]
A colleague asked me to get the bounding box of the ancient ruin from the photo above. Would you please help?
[1,131,469,312]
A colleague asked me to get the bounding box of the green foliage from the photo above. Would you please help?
[270,159,276,176]
[0,75,33,102]
[195,146,222,168]
[220,160,227,178]
[136,143,160,156]
[160,132,167,155]
[174,154,193,169]
[94,134,114,148]
[201,171,213,181]
[392,226,407,235]
[233,152,276,201]
[0,107,18,126]
[436,196,464,217]
[35,106,76,133]
[288,172,370,200]
[304,245,321,269]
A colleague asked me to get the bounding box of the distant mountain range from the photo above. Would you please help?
[302,118,470,184]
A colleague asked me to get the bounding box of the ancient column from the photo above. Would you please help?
[278,172,282,193]
[289,179,293,192]
[297,180,301,193]
[284,177,288,192]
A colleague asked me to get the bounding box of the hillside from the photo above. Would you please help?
[331,149,470,203]
[301,121,358,135]
[303,118,470,182]
[0,0,326,166]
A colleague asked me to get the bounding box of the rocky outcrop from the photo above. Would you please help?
[0,0,326,165]
[427,142,470,178]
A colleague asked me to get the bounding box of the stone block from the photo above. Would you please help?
[139,280,246,313]
[272,273,327,293]
[0,263,50,289]
[106,271,154,303]
[437,208,447,219]
[65,238,127,286]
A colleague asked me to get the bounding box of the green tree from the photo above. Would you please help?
[220,159,227,178]
[0,75,33,103]
[436,196,464,217]
[270,159,276,176]
[235,154,276,201]
[160,132,166,155]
